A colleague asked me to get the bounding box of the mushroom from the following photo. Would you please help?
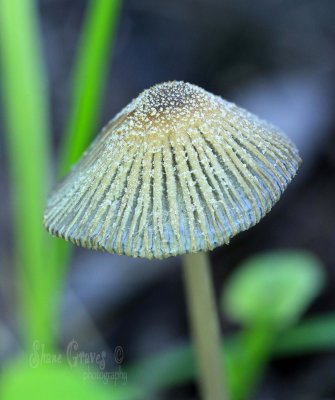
[44,81,301,400]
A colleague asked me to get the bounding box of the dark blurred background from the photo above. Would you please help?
[1,0,335,399]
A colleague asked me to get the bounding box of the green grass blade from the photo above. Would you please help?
[58,0,121,176]
[0,0,55,349]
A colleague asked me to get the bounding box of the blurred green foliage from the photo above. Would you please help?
[0,0,333,399]
[274,313,335,355]
[128,250,334,400]
[0,359,141,400]
[59,0,121,177]
[0,0,122,398]
[222,250,324,328]
[222,250,324,399]
[0,0,57,351]
[0,0,120,347]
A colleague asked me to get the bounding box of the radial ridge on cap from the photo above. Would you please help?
[44,81,301,259]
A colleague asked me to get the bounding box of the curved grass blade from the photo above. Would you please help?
[59,0,121,177]
[0,0,55,350]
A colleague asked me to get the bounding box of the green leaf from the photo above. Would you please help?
[222,250,324,328]
[127,337,271,400]
[59,0,121,176]
[225,326,275,400]
[127,314,335,397]
[274,314,335,355]
[127,343,196,391]
[0,359,141,400]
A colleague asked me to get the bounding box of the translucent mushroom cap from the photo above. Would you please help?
[44,81,301,259]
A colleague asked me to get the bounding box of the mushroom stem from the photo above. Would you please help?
[182,251,228,400]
